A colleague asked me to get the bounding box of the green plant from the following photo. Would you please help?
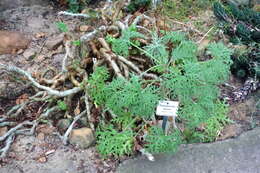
[96,124,134,158]
[145,126,182,154]
[57,100,68,111]
[72,40,81,46]
[196,102,232,142]
[93,29,233,158]
[56,22,68,33]
[126,0,151,13]
[87,67,109,106]
[106,25,144,57]
[104,75,160,118]
[163,42,232,129]
[66,0,89,13]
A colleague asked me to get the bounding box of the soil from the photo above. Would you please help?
[0,0,259,173]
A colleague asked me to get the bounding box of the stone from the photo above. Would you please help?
[0,30,30,54]
[69,128,95,149]
[79,25,90,32]
[57,119,71,133]
[23,49,37,60]
[37,132,45,141]
[0,127,8,136]
[45,34,64,50]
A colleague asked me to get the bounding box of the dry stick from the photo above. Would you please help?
[80,26,107,42]
[0,118,7,123]
[169,19,203,35]
[0,64,82,97]
[123,14,133,27]
[41,106,59,118]
[118,61,130,78]
[62,41,71,73]
[0,121,37,158]
[84,93,95,130]
[0,122,16,127]
[98,38,157,79]
[115,21,126,30]
[132,15,156,26]
[62,110,87,145]
[117,55,142,73]
[0,121,33,142]
[58,11,90,18]
[0,134,14,158]
[197,26,214,44]
[98,38,111,50]
[100,48,124,78]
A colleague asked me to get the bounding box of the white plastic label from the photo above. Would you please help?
[156,101,179,117]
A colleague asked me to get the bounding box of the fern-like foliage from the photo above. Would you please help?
[106,25,144,57]
[96,124,134,158]
[91,30,234,157]
[144,33,169,72]
[104,75,160,118]
[144,31,188,72]
[171,40,197,63]
[163,42,232,128]
[145,126,182,154]
[87,67,109,105]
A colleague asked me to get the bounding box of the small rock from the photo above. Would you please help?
[37,132,45,141]
[0,127,8,136]
[57,119,71,133]
[23,49,37,60]
[37,156,47,163]
[45,34,64,50]
[0,30,30,54]
[79,25,90,32]
[69,128,95,149]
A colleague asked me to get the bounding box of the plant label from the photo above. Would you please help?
[156,101,179,117]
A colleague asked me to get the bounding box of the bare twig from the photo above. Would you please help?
[100,48,124,78]
[0,121,33,142]
[80,26,107,42]
[62,41,72,73]
[58,11,90,18]
[84,93,95,130]
[0,64,82,97]
[197,27,214,44]
[62,110,87,145]
[0,134,14,158]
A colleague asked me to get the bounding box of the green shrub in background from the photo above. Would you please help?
[162,0,214,19]
[66,0,89,13]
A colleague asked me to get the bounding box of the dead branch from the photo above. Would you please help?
[80,26,107,42]
[58,11,90,18]
[84,93,95,130]
[62,110,87,145]
[0,64,82,97]
[0,121,34,142]
[100,48,124,78]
